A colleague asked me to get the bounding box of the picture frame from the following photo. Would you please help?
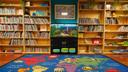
[55,5,75,19]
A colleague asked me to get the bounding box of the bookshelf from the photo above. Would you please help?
[78,0,105,54]
[104,0,128,54]
[0,0,23,53]
[24,0,51,54]
[0,0,51,54]
[78,0,128,54]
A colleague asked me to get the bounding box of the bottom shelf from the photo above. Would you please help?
[103,52,128,54]
[24,52,50,54]
[0,52,22,54]
[78,52,94,54]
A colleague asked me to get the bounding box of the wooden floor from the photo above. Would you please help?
[106,54,128,66]
[0,54,128,67]
[0,53,23,67]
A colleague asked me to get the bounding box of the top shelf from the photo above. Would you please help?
[79,0,105,3]
[79,9,104,11]
[0,0,20,3]
[106,9,128,11]
[106,0,128,3]
[79,0,128,3]
[0,5,22,8]
[25,0,50,2]
[25,6,50,9]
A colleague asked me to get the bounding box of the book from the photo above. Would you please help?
[25,25,38,31]
[25,39,37,45]
[26,47,49,52]
[0,25,19,31]
[0,8,16,15]
[0,17,22,24]
[9,39,23,45]
[24,18,49,24]
[79,18,100,24]
[84,26,103,31]
[106,18,118,24]
[0,32,22,38]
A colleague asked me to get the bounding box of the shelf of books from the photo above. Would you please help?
[24,0,51,54]
[78,0,105,54]
[0,0,23,53]
[104,0,128,54]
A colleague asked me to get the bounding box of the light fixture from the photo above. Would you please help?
[61,12,68,16]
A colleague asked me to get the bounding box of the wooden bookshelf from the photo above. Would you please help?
[104,0,128,54]
[0,0,23,54]
[78,0,105,54]
[78,0,128,54]
[0,0,51,54]
[23,0,51,54]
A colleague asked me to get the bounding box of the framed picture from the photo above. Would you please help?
[55,5,75,19]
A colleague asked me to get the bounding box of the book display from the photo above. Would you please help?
[78,0,128,54]
[0,0,23,53]
[0,0,51,54]
[78,0,104,54]
[105,0,128,54]
[24,0,51,54]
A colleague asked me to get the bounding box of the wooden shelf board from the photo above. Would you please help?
[79,44,102,46]
[79,24,104,25]
[105,38,128,40]
[79,0,105,3]
[0,23,23,24]
[79,37,103,39]
[78,52,95,54]
[79,31,103,33]
[0,52,22,54]
[26,31,50,32]
[0,30,23,32]
[106,9,128,11]
[105,31,128,33]
[24,52,50,54]
[106,1,128,3]
[103,52,113,54]
[0,45,23,46]
[25,45,50,47]
[25,0,50,2]
[105,45,128,47]
[25,23,50,25]
[0,5,21,8]
[105,24,128,26]
[78,53,90,54]
[40,30,50,32]
[0,15,23,16]
[25,38,50,39]
[106,16,128,18]
[79,9,104,11]
[0,38,23,39]
[104,52,128,54]
[106,16,117,18]
[25,6,49,8]
[0,0,20,3]
[24,15,50,18]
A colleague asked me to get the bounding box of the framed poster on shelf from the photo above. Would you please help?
[55,5,75,19]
